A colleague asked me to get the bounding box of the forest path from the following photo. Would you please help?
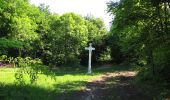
[74,71,151,100]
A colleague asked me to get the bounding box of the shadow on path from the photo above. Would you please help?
[71,71,151,100]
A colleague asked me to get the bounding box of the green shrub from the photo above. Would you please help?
[0,55,51,84]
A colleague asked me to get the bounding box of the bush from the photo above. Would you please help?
[0,55,51,84]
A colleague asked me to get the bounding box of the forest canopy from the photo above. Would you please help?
[0,0,108,66]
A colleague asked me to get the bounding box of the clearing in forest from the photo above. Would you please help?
[0,66,150,100]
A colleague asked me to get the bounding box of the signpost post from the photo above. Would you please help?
[85,43,95,74]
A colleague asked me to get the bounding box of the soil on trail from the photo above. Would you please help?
[73,71,151,100]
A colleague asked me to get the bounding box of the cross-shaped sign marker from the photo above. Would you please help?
[85,43,95,74]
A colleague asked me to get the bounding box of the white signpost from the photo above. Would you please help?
[85,43,95,74]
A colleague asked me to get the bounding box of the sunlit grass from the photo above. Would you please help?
[0,67,100,86]
[0,67,104,100]
[0,68,16,83]
[0,65,134,99]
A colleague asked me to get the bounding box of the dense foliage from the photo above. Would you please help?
[0,0,108,67]
[107,0,170,98]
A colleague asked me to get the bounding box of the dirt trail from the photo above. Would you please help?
[74,71,151,100]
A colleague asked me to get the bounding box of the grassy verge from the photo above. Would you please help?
[0,67,96,100]
[0,65,128,100]
[0,65,137,100]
